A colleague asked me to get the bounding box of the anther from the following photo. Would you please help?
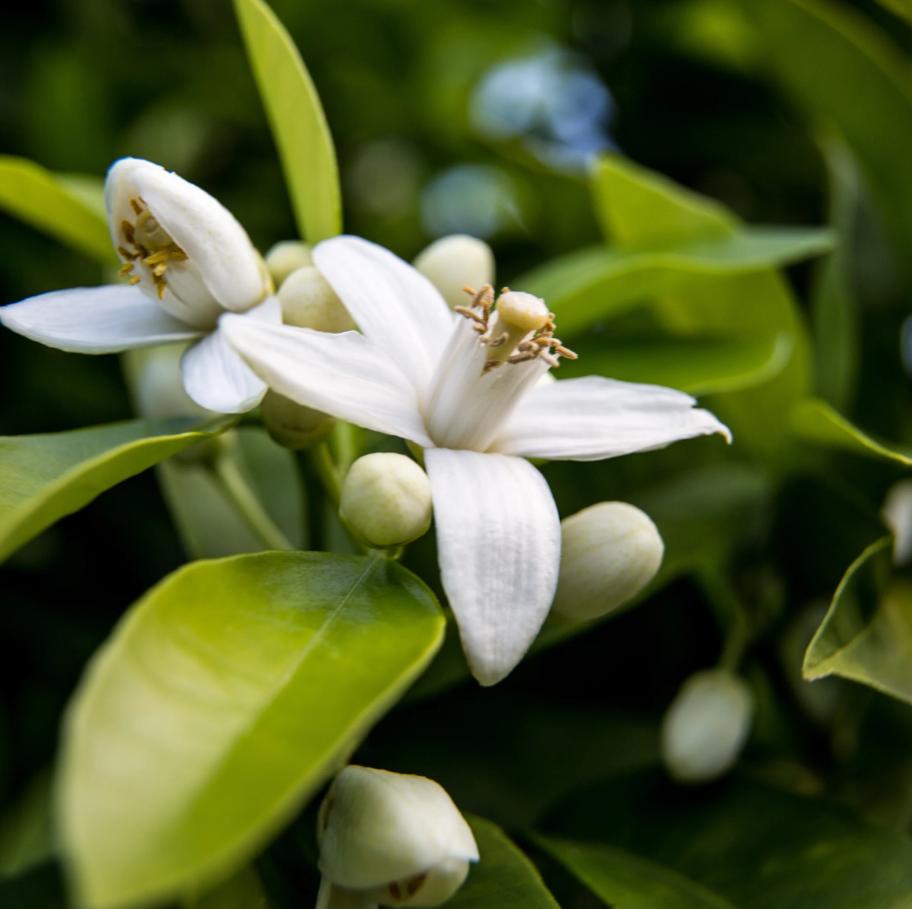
[129,197,143,216]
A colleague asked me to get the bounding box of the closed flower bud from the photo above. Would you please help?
[278,265,355,332]
[551,502,663,622]
[413,235,495,310]
[339,454,432,549]
[317,765,478,909]
[883,479,912,566]
[260,390,335,450]
[265,240,313,286]
[661,669,753,783]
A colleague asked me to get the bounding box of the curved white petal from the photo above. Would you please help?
[491,375,732,460]
[220,315,432,446]
[106,158,267,313]
[0,285,200,353]
[313,236,455,394]
[181,327,267,414]
[425,448,560,686]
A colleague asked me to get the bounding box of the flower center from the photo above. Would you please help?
[117,197,189,300]
[454,285,577,372]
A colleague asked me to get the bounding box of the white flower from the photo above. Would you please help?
[221,235,731,685]
[0,157,276,414]
[317,765,478,909]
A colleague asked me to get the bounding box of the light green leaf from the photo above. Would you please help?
[0,156,111,264]
[447,817,559,909]
[789,398,912,467]
[741,0,912,275]
[537,837,736,909]
[803,537,912,703]
[0,416,233,564]
[58,552,444,909]
[544,770,912,908]
[186,866,270,909]
[234,0,341,242]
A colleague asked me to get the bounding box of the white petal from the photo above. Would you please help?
[106,158,267,313]
[425,448,560,686]
[181,326,267,414]
[0,285,200,353]
[313,236,455,393]
[491,375,732,460]
[220,315,432,446]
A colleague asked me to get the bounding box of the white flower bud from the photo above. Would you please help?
[661,669,753,784]
[317,766,478,908]
[413,235,495,310]
[260,390,335,450]
[265,240,313,286]
[278,266,355,332]
[339,454,432,549]
[551,502,663,622]
[883,479,912,566]
[124,343,212,421]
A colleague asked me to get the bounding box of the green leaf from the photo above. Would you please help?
[0,772,54,878]
[544,770,912,908]
[186,866,270,909]
[803,537,912,703]
[447,817,559,909]
[741,0,912,276]
[811,135,861,411]
[874,0,912,23]
[0,416,233,564]
[789,398,912,467]
[58,552,444,909]
[537,837,736,909]
[0,156,112,264]
[234,0,341,242]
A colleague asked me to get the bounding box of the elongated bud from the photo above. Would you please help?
[265,240,313,286]
[260,390,335,450]
[883,479,912,566]
[414,235,495,309]
[551,502,663,622]
[339,454,432,549]
[279,265,355,332]
[317,766,478,908]
[661,669,753,783]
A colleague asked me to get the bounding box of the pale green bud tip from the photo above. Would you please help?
[551,502,663,622]
[260,390,334,450]
[413,234,495,309]
[339,454,433,548]
[278,265,355,333]
[318,765,478,907]
[661,669,754,784]
[265,240,312,286]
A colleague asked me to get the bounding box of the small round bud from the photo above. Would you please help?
[278,266,355,332]
[318,765,478,908]
[883,479,912,566]
[413,234,495,309]
[339,454,432,549]
[496,291,549,333]
[551,502,663,622]
[661,669,753,784]
[260,390,334,450]
[265,240,312,286]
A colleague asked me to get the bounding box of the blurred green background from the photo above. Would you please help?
[3,1,912,904]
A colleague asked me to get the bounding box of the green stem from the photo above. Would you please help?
[212,453,294,551]
[332,421,358,476]
[310,442,341,505]
[699,568,751,673]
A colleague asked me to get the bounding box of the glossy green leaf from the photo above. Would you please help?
[186,866,270,909]
[811,135,861,411]
[804,537,912,703]
[537,837,736,909]
[0,156,111,264]
[790,398,912,467]
[741,0,912,274]
[159,427,304,559]
[234,0,341,242]
[59,552,444,909]
[874,0,912,22]
[544,770,912,908]
[0,416,233,564]
[447,816,559,909]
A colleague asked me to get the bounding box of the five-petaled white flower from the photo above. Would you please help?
[221,236,731,685]
[0,157,278,414]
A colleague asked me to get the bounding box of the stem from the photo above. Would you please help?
[332,421,358,477]
[212,453,294,551]
[699,568,751,673]
[310,442,342,505]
